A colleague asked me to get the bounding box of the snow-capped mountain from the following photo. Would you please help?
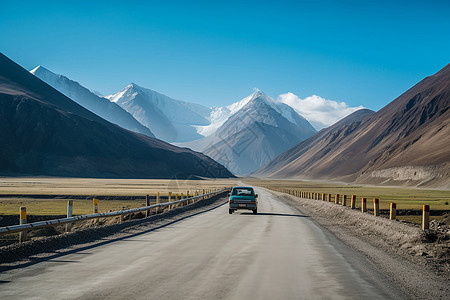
[106,83,210,142]
[30,66,155,138]
[2,53,232,178]
[181,90,317,174]
[194,89,309,137]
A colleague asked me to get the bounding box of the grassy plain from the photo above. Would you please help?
[245,179,450,224]
[1,177,449,220]
[245,178,450,210]
[0,177,239,215]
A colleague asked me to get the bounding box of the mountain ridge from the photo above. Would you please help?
[185,90,317,174]
[106,83,210,142]
[30,66,155,137]
[255,64,450,187]
[0,52,233,179]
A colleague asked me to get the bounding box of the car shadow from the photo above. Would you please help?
[239,212,309,218]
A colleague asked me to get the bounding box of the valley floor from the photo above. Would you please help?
[0,185,448,299]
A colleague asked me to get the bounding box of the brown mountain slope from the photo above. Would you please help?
[0,53,233,179]
[255,64,450,187]
[253,109,376,177]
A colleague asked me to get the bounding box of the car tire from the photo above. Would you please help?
[253,209,257,215]
[229,209,233,214]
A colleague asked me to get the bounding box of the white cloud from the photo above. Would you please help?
[277,92,364,130]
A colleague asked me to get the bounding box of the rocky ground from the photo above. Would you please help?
[273,189,449,300]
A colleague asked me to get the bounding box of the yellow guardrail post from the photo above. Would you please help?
[373,198,380,216]
[351,195,356,209]
[390,202,396,220]
[335,194,340,204]
[19,207,27,243]
[327,194,331,202]
[93,198,98,213]
[422,205,430,230]
[361,197,367,212]
[342,195,347,206]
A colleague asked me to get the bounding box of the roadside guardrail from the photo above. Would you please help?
[266,187,435,231]
[0,188,230,243]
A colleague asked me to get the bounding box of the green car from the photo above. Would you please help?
[228,186,258,214]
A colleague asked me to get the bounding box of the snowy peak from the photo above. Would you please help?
[29,66,155,137]
[236,89,312,129]
[217,89,316,138]
[193,89,313,138]
[30,65,55,76]
[30,65,47,75]
[197,89,318,175]
[30,65,66,85]
[105,83,211,142]
[104,83,137,103]
[226,88,268,114]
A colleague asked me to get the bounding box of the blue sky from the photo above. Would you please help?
[1,0,449,111]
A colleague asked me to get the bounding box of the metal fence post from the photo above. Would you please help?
[19,207,27,243]
[373,198,380,216]
[66,200,73,232]
[93,198,98,213]
[390,202,396,220]
[351,195,356,209]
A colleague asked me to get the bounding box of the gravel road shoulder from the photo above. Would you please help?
[269,189,449,300]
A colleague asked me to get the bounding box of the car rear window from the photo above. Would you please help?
[232,188,254,196]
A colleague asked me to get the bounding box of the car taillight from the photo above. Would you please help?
[229,200,233,203]
[251,201,256,204]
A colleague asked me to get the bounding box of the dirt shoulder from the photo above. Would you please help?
[0,194,228,269]
[270,189,450,300]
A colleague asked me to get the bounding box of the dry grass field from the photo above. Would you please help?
[245,178,450,224]
[0,177,239,215]
[245,179,450,209]
[1,177,449,224]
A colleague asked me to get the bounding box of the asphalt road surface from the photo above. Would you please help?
[0,188,405,299]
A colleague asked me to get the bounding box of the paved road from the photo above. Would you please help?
[0,188,404,299]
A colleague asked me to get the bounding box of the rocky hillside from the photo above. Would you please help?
[255,64,450,188]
